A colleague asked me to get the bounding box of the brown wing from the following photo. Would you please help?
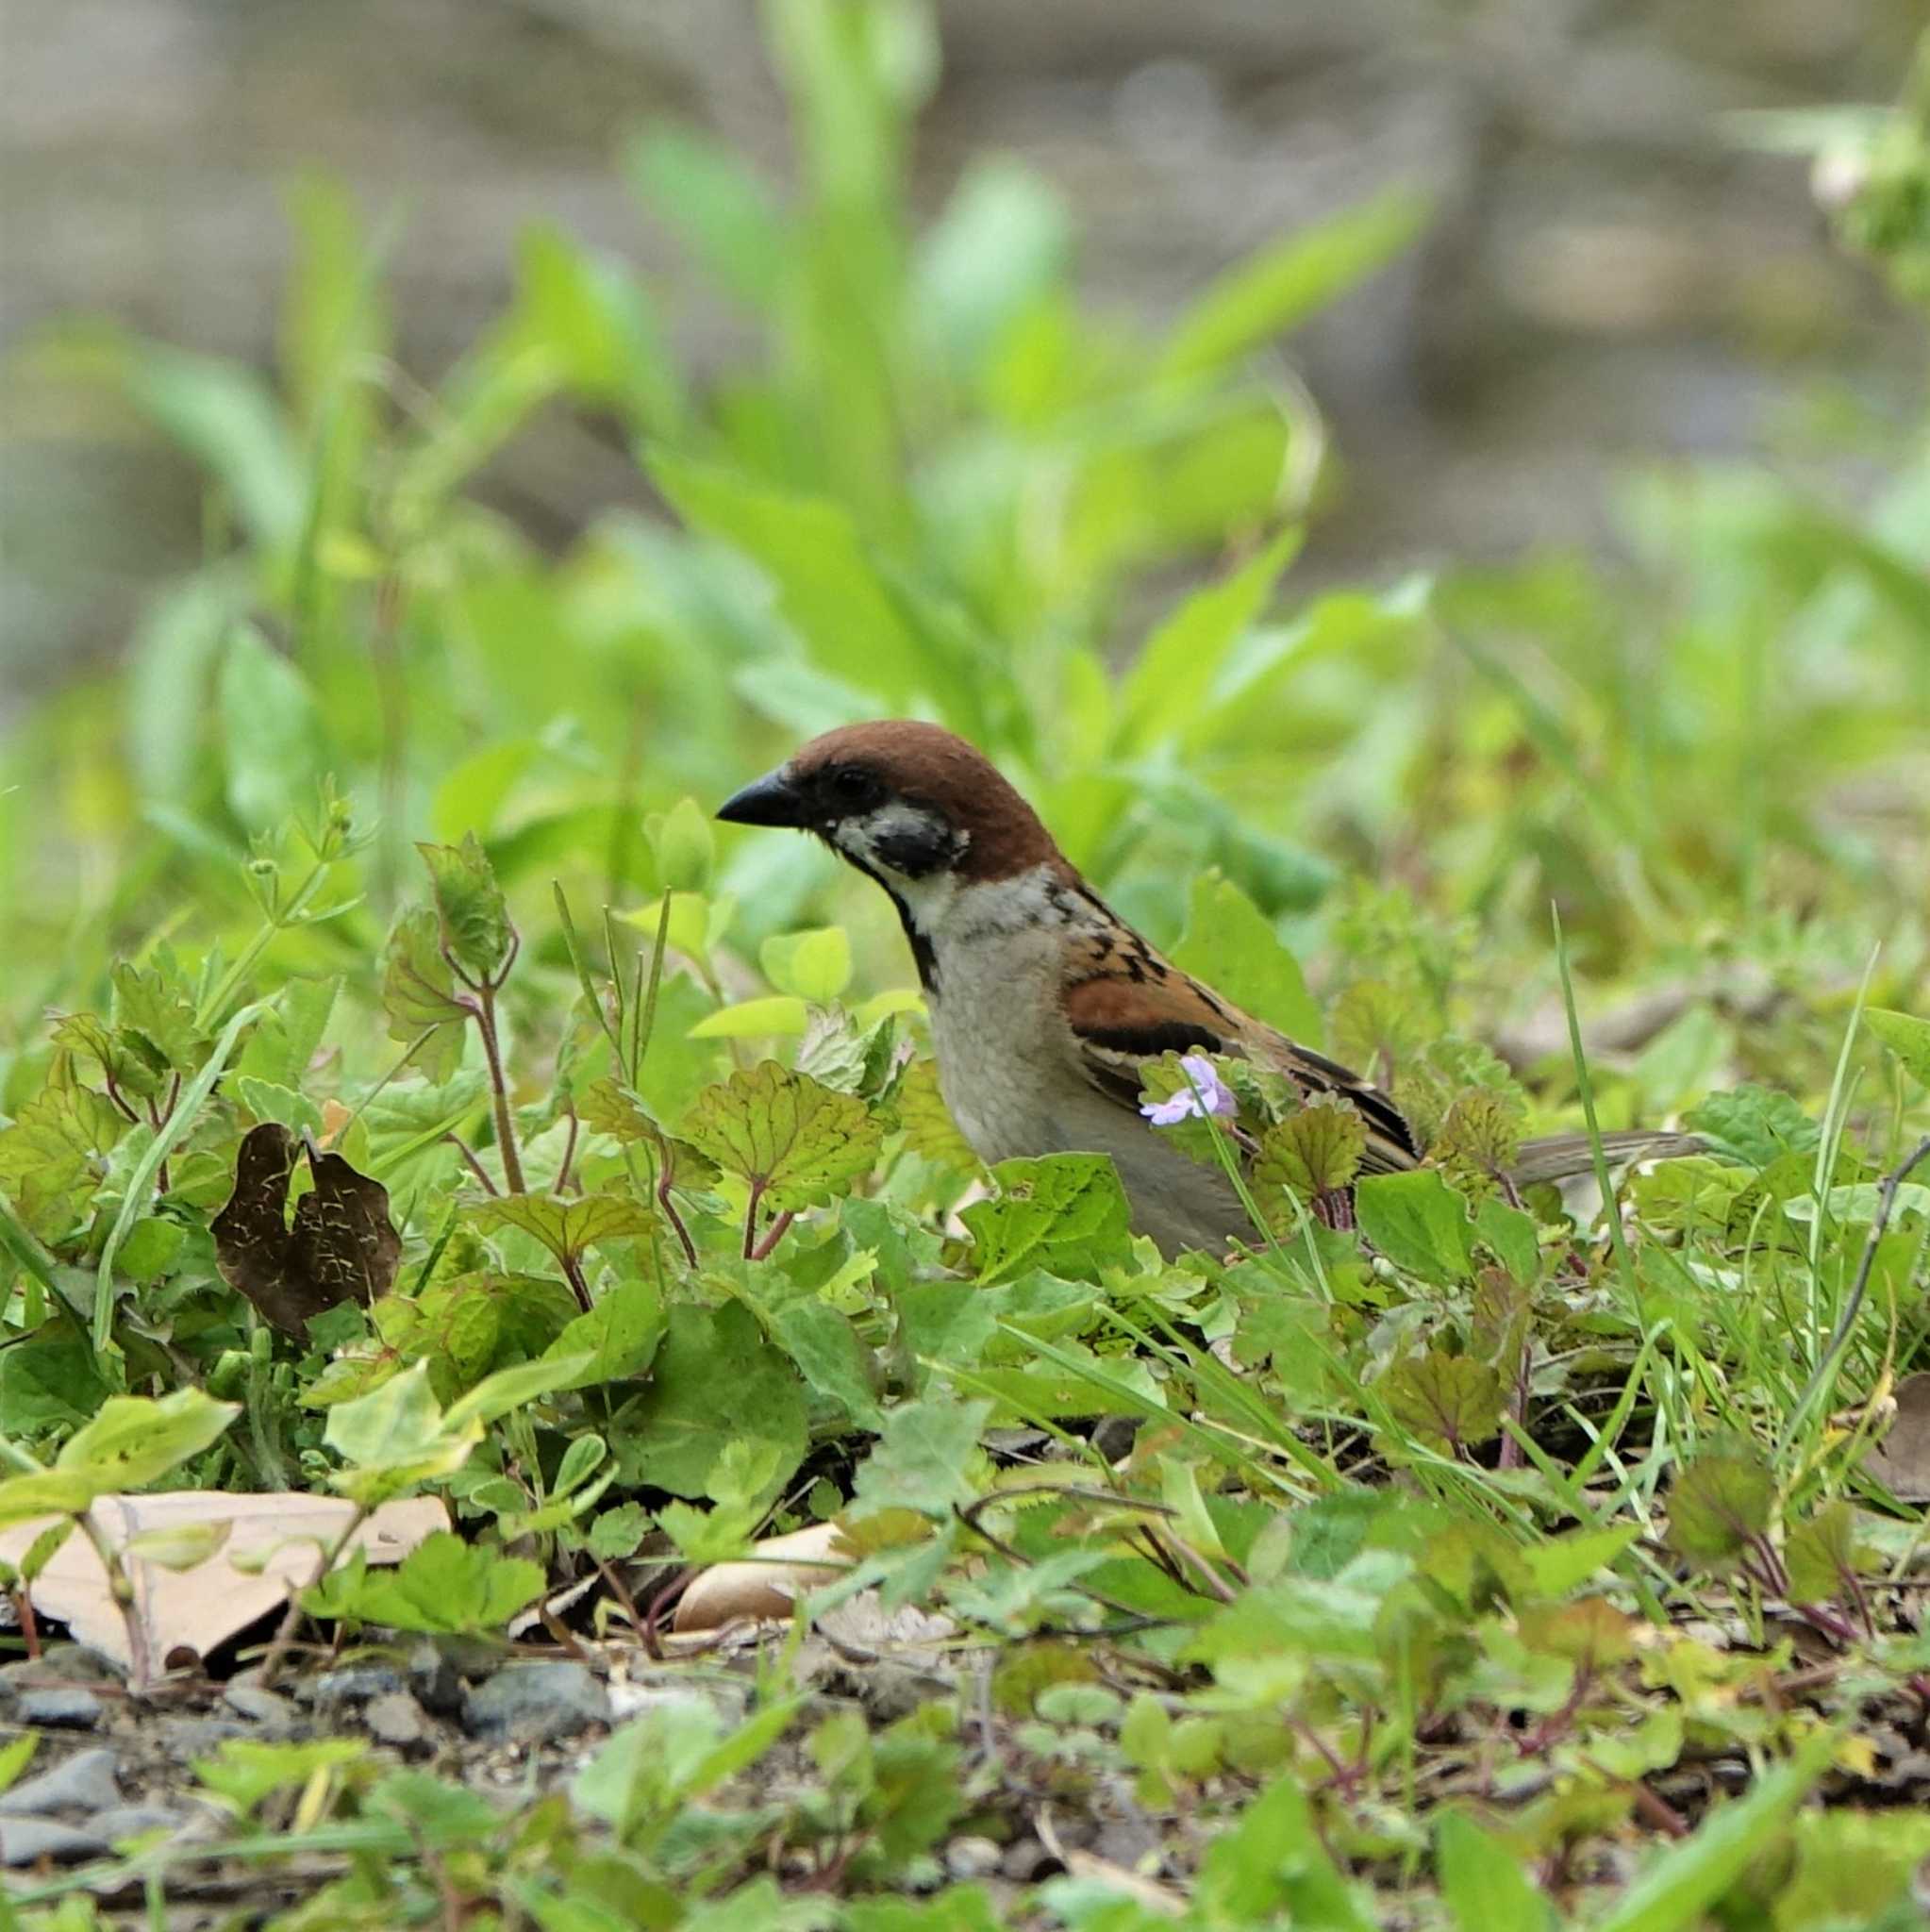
[1061,932,1420,1176]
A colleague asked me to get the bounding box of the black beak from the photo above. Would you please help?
[715,766,806,828]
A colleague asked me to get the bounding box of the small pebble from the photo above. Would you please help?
[0,1749,122,1818]
[307,1664,404,1709]
[93,1805,186,1844]
[223,1680,302,1732]
[0,1817,108,1866]
[18,1688,103,1730]
[363,1691,428,1750]
[462,1663,610,1745]
[945,1834,1004,1879]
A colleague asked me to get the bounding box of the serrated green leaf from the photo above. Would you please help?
[110,959,210,1075]
[679,1061,882,1211]
[894,1057,981,1174]
[417,832,513,983]
[468,1191,657,1268]
[851,1396,991,1520]
[1382,1350,1502,1455]
[0,1073,130,1239]
[1662,1441,1774,1572]
[1786,1499,1861,1604]
[962,1154,1133,1284]
[381,905,472,1081]
[304,1530,545,1635]
[1256,1093,1366,1205]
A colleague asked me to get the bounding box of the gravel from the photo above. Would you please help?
[462,1662,611,1744]
[0,1746,122,1817]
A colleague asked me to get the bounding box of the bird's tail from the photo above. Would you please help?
[1507,1128,1701,1189]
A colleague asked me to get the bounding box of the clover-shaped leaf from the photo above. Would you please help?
[679,1060,882,1212]
[468,1191,657,1270]
[1383,1350,1502,1457]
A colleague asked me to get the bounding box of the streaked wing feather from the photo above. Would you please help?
[1062,960,1419,1176]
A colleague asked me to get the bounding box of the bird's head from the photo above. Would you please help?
[716,722,1063,946]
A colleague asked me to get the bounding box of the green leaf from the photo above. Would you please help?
[381,906,473,1082]
[1256,1094,1366,1206]
[612,1303,807,1500]
[650,451,933,710]
[416,833,514,983]
[541,1280,666,1388]
[1592,1730,1837,1932]
[649,796,716,893]
[218,625,324,832]
[323,1361,477,1498]
[303,1530,545,1635]
[759,927,853,1003]
[1662,1441,1774,1573]
[56,1389,239,1491]
[624,124,786,309]
[0,1074,128,1239]
[894,1058,981,1174]
[689,996,810,1039]
[1518,1524,1640,1600]
[1437,1812,1553,1932]
[1382,1351,1503,1456]
[0,1470,100,1527]
[1866,1008,1930,1085]
[1786,1500,1862,1604]
[961,1155,1134,1284]
[679,1061,883,1212]
[440,1351,598,1432]
[1683,1084,1819,1169]
[851,1396,991,1521]
[1117,531,1300,752]
[1193,1771,1378,1929]
[1160,185,1429,381]
[110,960,210,1075]
[1169,872,1323,1046]
[469,1190,656,1271]
[1356,1168,1475,1285]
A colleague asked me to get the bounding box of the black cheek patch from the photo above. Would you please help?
[871,817,957,879]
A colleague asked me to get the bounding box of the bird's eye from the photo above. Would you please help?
[827,767,879,808]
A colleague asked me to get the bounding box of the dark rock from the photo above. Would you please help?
[405,1639,471,1716]
[18,1687,103,1730]
[0,1816,108,1866]
[94,1805,187,1844]
[305,1664,404,1710]
[462,1663,610,1745]
[0,1748,122,1817]
[363,1691,428,1751]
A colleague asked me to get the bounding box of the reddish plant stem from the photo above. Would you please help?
[651,1132,699,1269]
[471,983,525,1195]
[748,1210,795,1262]
[444,1134,500,1196]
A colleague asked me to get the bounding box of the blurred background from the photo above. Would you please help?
[6,0,1923,693]
[2,0,1927,1104]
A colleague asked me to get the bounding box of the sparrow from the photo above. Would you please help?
[717,721,1690,1258]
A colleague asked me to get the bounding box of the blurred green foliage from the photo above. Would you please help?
[3,12,1930,1926]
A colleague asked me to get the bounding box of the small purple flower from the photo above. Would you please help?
[1140,1054,1238,1127]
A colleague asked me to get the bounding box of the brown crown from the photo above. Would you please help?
[789,721,1064,881]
